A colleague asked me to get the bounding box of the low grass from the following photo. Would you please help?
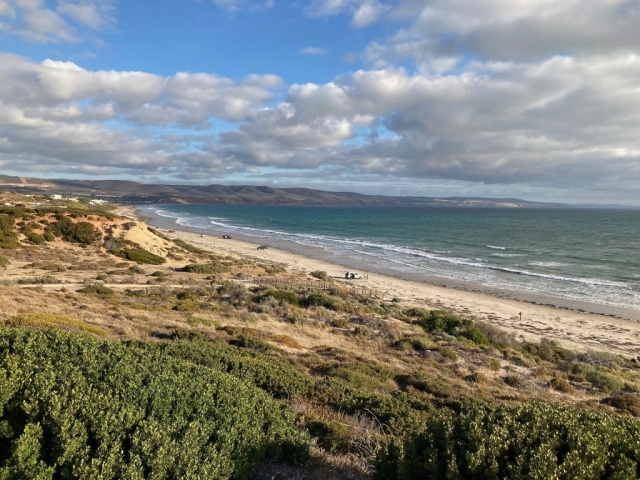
[174,238,208,255]
[3,312,108,337]
[267,334,304,350]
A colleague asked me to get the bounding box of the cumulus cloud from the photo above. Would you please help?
[2,1,640,202]
[213,55,640,193]
[0,54,282,176]
[2,51,640,196]
[307,0,389,28]
[309,0,640,65]
[0,0,115,43]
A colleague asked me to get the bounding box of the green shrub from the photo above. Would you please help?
[0,214,19,249]
[0,255,9,266]
[262,290,300,306]
[587,370,624,393]
[328,361,394,392]
[437,347,458,362]
[218,281,247,305]
[116,248,166,265]
[48,216,97,245]
[174,238,208,255]
[133,337,314,400]
[78,285,116,297]
[377,401,640,480]
[483,357,502,371]
[306,420,350,453]
[549,375,575,393]
[148,227,170,241]
[17,275,61,285]
[26,232,46,245]
[183,263,228,274]
[0,206,26,218]
[187,316,220,328]
[0,328,309,479]
[302,292,343,310]
[310,270,329,281]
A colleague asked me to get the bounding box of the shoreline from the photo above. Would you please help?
[128,205,640,356]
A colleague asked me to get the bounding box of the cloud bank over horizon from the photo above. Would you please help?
[0,0,639,203]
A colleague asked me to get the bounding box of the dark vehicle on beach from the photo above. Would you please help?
[222,235,231,239]
[257,245,268,250]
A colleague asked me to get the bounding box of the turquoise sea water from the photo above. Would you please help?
[147,205,640,310]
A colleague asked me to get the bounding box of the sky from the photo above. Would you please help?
[0,0,639,204]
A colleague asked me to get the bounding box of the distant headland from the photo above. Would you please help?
[0,174,570,208]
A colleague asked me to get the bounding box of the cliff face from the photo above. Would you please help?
[0,175,568,208]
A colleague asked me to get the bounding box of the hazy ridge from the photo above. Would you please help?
[0,175,568,208]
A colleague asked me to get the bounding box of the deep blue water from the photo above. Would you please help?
[147,205,640,310]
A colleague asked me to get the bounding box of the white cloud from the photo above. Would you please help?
[0,0,116,43]
[355,0,640,66]
[210,0,274,13]
[0,54,283,177]
[0,1,16,16]
[300,46,329,56]
[3,52,640,196]
[351,1,386,27]
[2,1,640,202]
[308,0,389,28]
[57,0,115,30]
[213,54,640,194]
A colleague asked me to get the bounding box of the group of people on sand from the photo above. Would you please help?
[344,272,368,280]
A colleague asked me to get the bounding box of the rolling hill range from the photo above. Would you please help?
[0,174,567,207]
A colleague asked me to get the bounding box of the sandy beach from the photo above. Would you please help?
[123,206,640,357]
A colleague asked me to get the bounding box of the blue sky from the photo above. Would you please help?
[1,0,640,204]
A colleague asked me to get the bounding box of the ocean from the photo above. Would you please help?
[144,204,640,311]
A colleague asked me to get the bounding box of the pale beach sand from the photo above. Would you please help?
[124,206,640,357]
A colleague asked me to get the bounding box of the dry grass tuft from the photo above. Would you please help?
[267,334,304,350]
[4,312,109,337]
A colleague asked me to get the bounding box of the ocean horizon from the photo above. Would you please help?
[143,204,640,313]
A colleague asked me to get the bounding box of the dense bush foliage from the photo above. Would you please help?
[116,247,166,265]
[0,329,308,479]
[310,270,329,281]
[302,292,343,310]
[26,232,46,245]
[411,309,492,346]
[0,215,19,249]
[47,216,97,245]
[134,337,433,436]
[376,401,640,480]
[260,289,300,306]
[183,262,228,274]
